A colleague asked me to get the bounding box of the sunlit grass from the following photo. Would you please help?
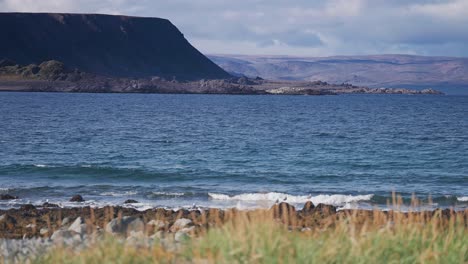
[32,203,467,264]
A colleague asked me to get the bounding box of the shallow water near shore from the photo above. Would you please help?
[0,92,467,210]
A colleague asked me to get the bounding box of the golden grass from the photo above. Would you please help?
[30,200,467,264]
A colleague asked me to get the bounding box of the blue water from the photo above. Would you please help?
[0,92,467,210]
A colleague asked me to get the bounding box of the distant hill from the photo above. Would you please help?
[0,12,230,80]
[209,54,468,94]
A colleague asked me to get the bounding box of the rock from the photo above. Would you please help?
[39,228,49,235]
[302,201,315,214]
[42,202,59,208]
[169,218,192,232]
[270,202,296,218]
[0,194,18,200]
[61,217,70,226]
[147,219,168,230]
[124,199,139,204]
[301,227,312,232]
[20,204,36,210]
[68,217,88,235]
[69,195,84,202]
[314,203,337,214]
[105,216,144,235]
[51,229,81,244]
[150,231,165,240]
[174,226,195,242]
[0,214,17,229]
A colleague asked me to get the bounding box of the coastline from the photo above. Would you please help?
[1,202,465,239]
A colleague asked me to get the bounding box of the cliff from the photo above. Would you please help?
[0,12,230,80]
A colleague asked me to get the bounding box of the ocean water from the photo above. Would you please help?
[0,92,467,211]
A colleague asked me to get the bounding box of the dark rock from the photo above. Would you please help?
[270,202,296,218]
[0,194,18,200]
[20,204,36,211]
[42,202,59,208]
[124,199,139,204]
[302,201,315,214]
[70,195,85,202]
[314,203,337,214]
[0,214,17,230]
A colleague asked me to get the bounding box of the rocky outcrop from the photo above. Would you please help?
[0,194,18,200]
[69,195,85,202]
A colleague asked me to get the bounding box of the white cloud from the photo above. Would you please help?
[1,0,467,56]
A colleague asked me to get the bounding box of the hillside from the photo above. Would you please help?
[209,54,468,94]
[0,12,230,80]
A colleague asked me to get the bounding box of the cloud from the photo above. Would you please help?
[1,0,467,56]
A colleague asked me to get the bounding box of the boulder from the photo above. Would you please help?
[0,214,16,229]
[69,195,84,202]
[42,202,59,208]
[314,203,337,214]
[51,229,81,245]
[0,194,18,200]
[174,226,195,242]
[68,217,88,235]
[124,199,139,204]
[150,231,165,240]
[270,202,296,218]
[20,204,36,211]
[169,218,192,232]
[61,217,71,226]
[147,219,168,231]
[302,201,315,214]
[105,216,144,235]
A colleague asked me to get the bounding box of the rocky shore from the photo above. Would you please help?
[1,200,464,240]
[1,196,465,262]
[0,59,443,95]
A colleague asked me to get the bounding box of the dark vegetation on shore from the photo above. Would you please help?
[0,59,443,95]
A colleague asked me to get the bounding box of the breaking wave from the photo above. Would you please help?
[208,192,374,205]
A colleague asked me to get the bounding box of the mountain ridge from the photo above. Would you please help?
[208,54,468,94]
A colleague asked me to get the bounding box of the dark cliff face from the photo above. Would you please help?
[0,12,230,80]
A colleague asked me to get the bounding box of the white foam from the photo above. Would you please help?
[457,196,468,202]
[151,192,185,197]
[208,192,373,205]
[100,191,138,196]
[33,164,48,168]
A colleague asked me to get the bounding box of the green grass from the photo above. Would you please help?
[31,208,467,264]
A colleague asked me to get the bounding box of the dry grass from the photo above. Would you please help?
[30,198,468,264]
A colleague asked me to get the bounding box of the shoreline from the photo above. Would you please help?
[1,202,465,239]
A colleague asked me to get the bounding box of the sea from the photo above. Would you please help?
[0,92,467,211]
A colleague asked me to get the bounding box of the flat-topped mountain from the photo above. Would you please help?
[0,12,230,80]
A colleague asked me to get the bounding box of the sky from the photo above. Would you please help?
[1,0,468,57]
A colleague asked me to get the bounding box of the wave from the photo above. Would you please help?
[208,192,373,205]
[33,164,50,168]
[457,196,468,202]
[100,191,138,197]
[149,191,186,198]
